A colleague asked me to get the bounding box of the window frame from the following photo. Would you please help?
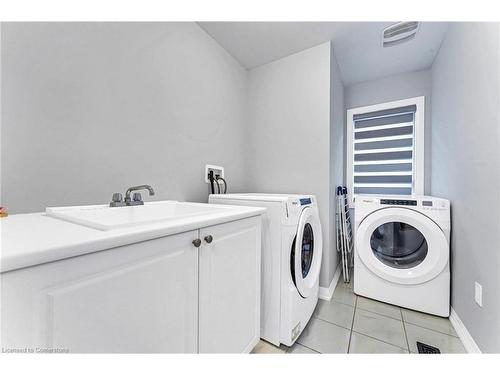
[346,96,425,205]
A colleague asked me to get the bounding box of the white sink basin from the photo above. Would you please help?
[45,201,227,231]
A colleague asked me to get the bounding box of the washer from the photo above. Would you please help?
[208,193,322,346]
[354,195,450,317]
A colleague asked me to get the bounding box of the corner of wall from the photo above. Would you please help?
[328,42,346,286]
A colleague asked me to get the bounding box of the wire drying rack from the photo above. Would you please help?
[336,186,354,283]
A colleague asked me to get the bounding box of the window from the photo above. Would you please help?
[346,96,424,203]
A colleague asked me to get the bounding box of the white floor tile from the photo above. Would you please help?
[331,285,357,306]
[297,317,351,353]
[356,296,402,320]
[401,308,458,337]
[353,309,408,350]
[314,300,355,329]
[349,332,408,354]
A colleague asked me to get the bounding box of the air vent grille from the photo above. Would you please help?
[416,342,441,354]
[382,22,419,47]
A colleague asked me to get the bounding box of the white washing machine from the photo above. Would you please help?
[354,195,450,317]
[208,193,322,346]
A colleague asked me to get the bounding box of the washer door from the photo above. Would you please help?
[356,207,448,285]
[292,207,323,298]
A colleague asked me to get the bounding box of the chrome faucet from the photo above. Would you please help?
[110,185,155,207]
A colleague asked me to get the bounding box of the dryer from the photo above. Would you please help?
[209,193,322,346]
[354,195,450,317]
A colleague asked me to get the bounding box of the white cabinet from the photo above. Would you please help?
[1,230,199,353]
[0,216,261,353]
[199,218,261,353]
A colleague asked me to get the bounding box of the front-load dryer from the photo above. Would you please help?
[354,195,450,317]
[209,193,322,346]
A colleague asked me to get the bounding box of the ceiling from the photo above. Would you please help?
[198,22,448,85]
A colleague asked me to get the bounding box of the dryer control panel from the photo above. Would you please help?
[380,199,417,206]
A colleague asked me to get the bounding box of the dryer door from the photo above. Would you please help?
[356,207,448,285]
[292,207,323,298]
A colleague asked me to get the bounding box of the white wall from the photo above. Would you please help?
[329,44,344,283]
[431,22,500,353]
[345,69,433,193]
[1,22,249,213]
[246,42,336,287]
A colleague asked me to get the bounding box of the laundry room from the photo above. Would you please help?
[0,1,499,373]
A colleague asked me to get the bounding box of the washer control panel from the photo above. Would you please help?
[299,198,312,206]
[380,199,417,206]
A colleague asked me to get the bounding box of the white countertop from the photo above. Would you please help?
[0,202,265,273]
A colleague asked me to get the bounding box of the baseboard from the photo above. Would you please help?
[449,307,481,353]
[319,265,341,301]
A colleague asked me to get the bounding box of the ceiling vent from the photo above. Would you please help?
[382,22,419,47]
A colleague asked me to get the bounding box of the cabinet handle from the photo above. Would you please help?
[204,235,213,244]
[192,238,202,248]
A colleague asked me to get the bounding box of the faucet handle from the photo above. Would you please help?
[133,192,142,202]
[112,193,123,203]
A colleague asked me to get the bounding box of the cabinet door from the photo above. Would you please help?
[198,216,261,353]
[1,230,199,353]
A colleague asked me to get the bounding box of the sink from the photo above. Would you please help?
[45,201,227,231]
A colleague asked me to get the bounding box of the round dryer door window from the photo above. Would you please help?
[370,222,428,269]
[291,207,323,298]
[356,207,448,285]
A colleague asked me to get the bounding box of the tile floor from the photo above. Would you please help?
[252,272,466,354]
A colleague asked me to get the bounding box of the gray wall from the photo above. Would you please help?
[1,22,249,213]
[329,44,344,284]
[246,42,334,287]
[345,69,433,194]
[431,22,500,352]
[0,25,2,204]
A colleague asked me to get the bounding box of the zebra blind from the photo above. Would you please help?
[352,104,416,196]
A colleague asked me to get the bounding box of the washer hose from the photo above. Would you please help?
[208,170,216,194]
[216,176,227,194]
